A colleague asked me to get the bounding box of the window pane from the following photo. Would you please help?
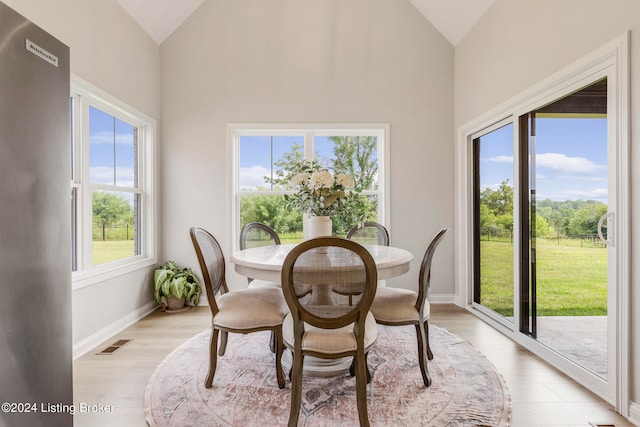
[239,194,302,243]
[71,187,77,272]
[474,123,515,319]
[235,127,385,249]
[314,135,379,190]
[92,190,138,265]
[115,119,137,188]
[89,106,115,185]
[332,194,379,236]
[70,97,74,180]
[239,135,303,190]
[70,97,76,271]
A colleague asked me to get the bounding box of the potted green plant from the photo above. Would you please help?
[154,261,201,312]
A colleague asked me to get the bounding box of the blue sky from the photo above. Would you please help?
[239,135,342,190]
[239,135,301,190]
[89,106,136,188]
[480,117,608,202]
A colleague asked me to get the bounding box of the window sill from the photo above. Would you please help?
[72,256,157,291]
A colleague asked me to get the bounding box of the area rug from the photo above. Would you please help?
[145,325,510,426]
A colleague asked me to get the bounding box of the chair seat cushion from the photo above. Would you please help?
[282,311,377,354]
[214,287,288,330]
[370,287,430,324]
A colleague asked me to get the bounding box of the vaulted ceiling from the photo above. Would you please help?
[115,0,495,46]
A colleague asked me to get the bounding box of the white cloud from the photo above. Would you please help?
[563,188,608,200]
[555,175,607,182]
[485,153,604,175]
[90,166,135,187]
[239,165,270,190]
[483,155,513,163]
[536,153,604,174]
[90,131,135,145]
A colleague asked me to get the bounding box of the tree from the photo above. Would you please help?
[480,180,513,216]
[328,136,378,191]
[264,137,380,232]
[567,203,608,237]
[479,179,513,240]
[534,214,551,238]
[93,191,131,241]
[268,143,305,189]
[537,205,564,238]
[240,194,302,235]
[478,204,496,239]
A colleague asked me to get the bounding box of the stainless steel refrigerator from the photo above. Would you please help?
[0,2,72,426]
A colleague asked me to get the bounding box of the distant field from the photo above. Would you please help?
[480,238,607,317]
[93,240,135,265]
[94,236,608,318]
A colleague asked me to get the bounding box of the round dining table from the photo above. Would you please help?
[231,243,414,283]
[230,242,414,376]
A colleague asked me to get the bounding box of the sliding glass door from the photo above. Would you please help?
[464,37,630,409]
[520,79,611,380]
[472,121,515,323]
[472,77,615,384]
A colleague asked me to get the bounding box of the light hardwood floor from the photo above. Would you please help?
[73,304,634,426]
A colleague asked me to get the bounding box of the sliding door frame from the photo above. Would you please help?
[454,33,630,413]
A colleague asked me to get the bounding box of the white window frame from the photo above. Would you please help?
[71,75,157,290]
[229,123,390,252]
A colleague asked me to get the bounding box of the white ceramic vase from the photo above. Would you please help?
[307,215,332,240]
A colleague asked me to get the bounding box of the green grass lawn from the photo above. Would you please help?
[480,238,607,317]
[94,236,607,318]
[93,240,135,265]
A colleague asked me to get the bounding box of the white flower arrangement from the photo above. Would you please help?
[285,160,355,216]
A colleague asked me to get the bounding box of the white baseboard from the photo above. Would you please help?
[628,401,640,426]
[73,300,158,360]
[428,293,456,304]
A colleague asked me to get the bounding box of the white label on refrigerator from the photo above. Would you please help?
[25,39,58,67]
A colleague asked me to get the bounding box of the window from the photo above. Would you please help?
[472,120,515,322]
[71,77,156,287]
[231,124,389,250]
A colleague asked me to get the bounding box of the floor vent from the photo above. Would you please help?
[97,339,131,355]
[589,423,617,427]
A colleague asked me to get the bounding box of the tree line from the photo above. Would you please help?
[480,180,608,240]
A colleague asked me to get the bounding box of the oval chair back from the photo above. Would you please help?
[239,222,281,250]
[239,222,281,285]
[346,221,390,246]
[281,237,377,427]
[190,227,228,317]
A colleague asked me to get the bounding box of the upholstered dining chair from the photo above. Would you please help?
[281,237,378,427]
[239,222,282,288]
[347,221,390,292]
[190,227,288,389]
[370,228,447,387]
[346,221,390,246]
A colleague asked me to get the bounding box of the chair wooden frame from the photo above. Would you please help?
[190,227,286,389]
[239,222,281,283]
[239,222,281,250]
[282,237,377,427]
[346,221,390,246]
[371,228,447,387]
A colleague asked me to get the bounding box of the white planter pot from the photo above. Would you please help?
[307,216,332,240]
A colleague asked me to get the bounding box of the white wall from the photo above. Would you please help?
[454,0,640,416]
[5,0,161,349]
[160,0,455,294]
